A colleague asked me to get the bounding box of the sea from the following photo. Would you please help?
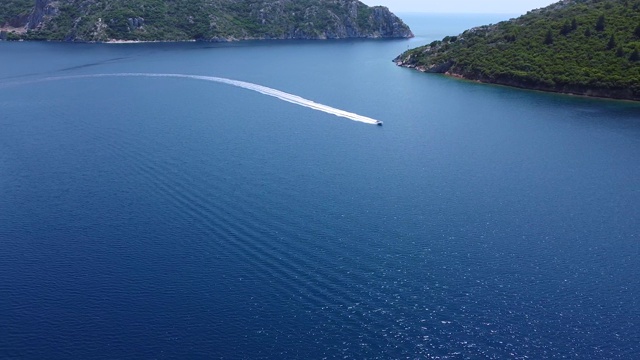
[0,14,639,359]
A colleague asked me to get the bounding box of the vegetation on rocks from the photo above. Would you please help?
[394,0,640,101]
[0,0,412,42]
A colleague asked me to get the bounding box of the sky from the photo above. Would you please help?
[362,0,558,14]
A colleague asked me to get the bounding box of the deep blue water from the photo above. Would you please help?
[1,14,639,359]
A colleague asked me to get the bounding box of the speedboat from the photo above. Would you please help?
[376,121,383,126]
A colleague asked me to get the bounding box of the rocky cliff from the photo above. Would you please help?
[0,0,413,42]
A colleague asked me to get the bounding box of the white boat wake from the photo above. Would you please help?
[35,73,382,126]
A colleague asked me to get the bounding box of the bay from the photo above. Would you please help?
[0,14,639,359]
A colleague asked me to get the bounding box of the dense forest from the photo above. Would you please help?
[395,0,640,101]
[0,0,33,29]
[0,0,412,42]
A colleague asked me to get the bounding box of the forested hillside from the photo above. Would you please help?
[0,0,412,42]
[395,0,640,101]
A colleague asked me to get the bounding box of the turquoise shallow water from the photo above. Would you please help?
[0,14,639,359]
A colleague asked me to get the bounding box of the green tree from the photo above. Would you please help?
[561,20,572,35]
[635,24,640,38]
[544,29,554,44]
[595,14,605,31]
[607,34,617,50]
[616,46,625,57]
[630,49,640,61]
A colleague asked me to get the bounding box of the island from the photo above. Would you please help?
[0,0,413,42]
[394,0,640,101]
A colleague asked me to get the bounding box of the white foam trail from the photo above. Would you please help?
[38,73,381,125]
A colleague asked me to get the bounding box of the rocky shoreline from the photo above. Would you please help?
[393,58,640,102]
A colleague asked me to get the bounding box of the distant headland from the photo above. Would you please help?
[0,0,413,42]
[394,0,640,101]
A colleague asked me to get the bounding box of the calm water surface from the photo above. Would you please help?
[0,14,639,359]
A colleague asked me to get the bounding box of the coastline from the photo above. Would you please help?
[0,33,413,44]
[105,39,197,44]
[395,62,640,103]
